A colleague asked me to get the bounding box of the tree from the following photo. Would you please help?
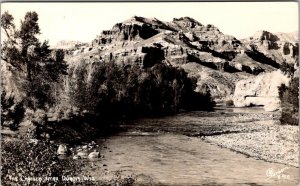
[280,61,294,76]
[1,11,68,109]
[1,11,21,69]
[279,77,299,125]
[68,59,214,124]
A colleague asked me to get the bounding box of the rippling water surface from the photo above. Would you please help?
[83,108,298,185]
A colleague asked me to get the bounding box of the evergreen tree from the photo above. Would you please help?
[1,11,68,109]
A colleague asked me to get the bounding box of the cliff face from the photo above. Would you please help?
[53,16,298,99]
[242,30,298,65]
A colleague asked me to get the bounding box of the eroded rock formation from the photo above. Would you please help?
[233,70,290,111]
[52,16,298,99]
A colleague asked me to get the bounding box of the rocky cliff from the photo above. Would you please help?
[53,16,298,100]
[242,30,298,65]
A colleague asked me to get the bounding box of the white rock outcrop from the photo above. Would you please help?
[233,70,290,111]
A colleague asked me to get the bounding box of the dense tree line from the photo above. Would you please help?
[68,61,214,122]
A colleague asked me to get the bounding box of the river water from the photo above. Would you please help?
[82,108,299,185]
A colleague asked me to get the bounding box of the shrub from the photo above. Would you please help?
[279,77,299,125]
[1,91,25,130]
[281,108,298,126]
[280,61,294,76]
[225,99,234,106]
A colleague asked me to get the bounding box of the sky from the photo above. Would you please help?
[1,2,298,46]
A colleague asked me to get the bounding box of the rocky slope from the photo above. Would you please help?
[53,16,298,99]
[242,31,298,65]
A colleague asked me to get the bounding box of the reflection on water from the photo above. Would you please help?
[215,106,266,114]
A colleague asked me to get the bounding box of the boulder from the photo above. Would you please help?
[29,139,39,145]
[73,155,81,160]
[88,150,100,159]
[77,151,88,159]
[57,144,69,155]
[233,70,290,111]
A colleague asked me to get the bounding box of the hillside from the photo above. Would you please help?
[53,16,298,99]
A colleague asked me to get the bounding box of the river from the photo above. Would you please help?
[81,107,299,185]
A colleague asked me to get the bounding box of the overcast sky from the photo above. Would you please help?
[1,2,298,46]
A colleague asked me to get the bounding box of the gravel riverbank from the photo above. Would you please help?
[204,120,299,167]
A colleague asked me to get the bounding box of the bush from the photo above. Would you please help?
[281,107,298,125]
[225,99,234,106]
[280,61,294,76]
[1,91,25,130]
[279,77,299,125]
